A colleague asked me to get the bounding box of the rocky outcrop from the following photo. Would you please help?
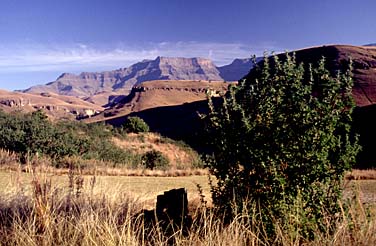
[0,89,103,120]
[0,98,31,107]
[24,70,125,98]
[20,56,256,109]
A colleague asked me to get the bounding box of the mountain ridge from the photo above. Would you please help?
[22,56,253,105]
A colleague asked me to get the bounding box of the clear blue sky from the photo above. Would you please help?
[0,0,375,90]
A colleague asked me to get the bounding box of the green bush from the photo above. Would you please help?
[0,110,86,161]
[141,150,169,170]
[123,116,149,133]
[204,54,360,239]
[0,110,139,167]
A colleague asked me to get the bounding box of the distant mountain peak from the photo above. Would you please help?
[57,73,75,80]
[218,58,257,81]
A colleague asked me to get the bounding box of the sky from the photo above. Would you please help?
[0,0,376,90]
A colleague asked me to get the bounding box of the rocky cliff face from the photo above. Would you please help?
[20,45,376,109]
[24,70,126,98]
[23,57,229,102]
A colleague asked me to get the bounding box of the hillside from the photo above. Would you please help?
[84,80,230,123]
[0,89,103,120]
[22,57,252,106]
[281,45,376,107]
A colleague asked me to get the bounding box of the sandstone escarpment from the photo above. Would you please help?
[84,80,231,123]
[22,56,254,107]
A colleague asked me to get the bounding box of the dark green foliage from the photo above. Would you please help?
[123,116,149,133]
[56,122,141,166]
[0,110,86,161]
[141,150,169,170]
[0,110,139,166]
[204,53,360,238]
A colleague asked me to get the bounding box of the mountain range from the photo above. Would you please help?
[23,56,254,106]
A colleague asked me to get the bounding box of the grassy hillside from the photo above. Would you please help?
[0,110,203,173]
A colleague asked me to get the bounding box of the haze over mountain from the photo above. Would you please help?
[22,56,253,105]
[218,58,255,81]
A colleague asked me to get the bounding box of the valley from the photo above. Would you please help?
[1,44,376,245]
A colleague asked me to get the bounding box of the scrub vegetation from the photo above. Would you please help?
[1,53,376,245]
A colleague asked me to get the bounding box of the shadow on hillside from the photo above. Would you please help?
[104,99,213,152]
[353,104,376,169]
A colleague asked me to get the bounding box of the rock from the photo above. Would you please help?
[139,188,191,244]
[155,188,190,230]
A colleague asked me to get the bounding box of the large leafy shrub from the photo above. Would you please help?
[204,54,360,239]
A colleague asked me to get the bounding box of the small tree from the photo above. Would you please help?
[204,53,360,238]
[141,150,169,170]
[123,116,150,133]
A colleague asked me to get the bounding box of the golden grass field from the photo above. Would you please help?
[1,169,376,206]
[1,149,376,245]
[0,170,212,208]
[0,169,376,245]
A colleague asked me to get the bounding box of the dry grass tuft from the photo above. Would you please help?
[0,149,19,166]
